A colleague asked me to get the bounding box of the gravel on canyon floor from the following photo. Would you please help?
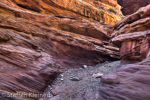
[40,61,120,100]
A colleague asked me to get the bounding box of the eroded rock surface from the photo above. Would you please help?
[0,0,122,25]
[118,0,150,15]
[112,4,150,62]
[99,59,150,100]
[0,0,121,99]
[99,4,150,100]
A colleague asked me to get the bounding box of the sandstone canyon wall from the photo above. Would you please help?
[118,0,150,15]
[0,0,122,25]
[99,4,150,100]
[0,0,122,99]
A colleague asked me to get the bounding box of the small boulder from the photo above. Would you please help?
[83,65,88,68]
[92,73,103,78]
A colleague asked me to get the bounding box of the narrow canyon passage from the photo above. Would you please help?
[0,0,150,100]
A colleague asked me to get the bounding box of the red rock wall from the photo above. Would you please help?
[0,0,121,99]
[0,0,122,25]
[118,0,150,15]
[99,4,150,100]
[112,4,150,61]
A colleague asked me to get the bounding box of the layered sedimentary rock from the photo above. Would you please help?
[99,5,150,100]
[118,0,150,15]
[99,59,150,100]
[83,0,122,15]
[0,0,122,25]
[0,0,121,99]
[112,4,150,62]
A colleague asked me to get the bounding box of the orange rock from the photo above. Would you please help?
[0,0,122,25]
[0,0,121,99]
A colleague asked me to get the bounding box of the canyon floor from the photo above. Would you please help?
[40,61,120,100]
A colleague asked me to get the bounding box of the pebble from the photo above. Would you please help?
[60,78,64,81]
[88,66,92,68]
[69,77,80,81]
[83,65,88,68]
[79,68,82,70]
[105,61,109,63]
[48,85,51,88]
[92,73,103,78]
[60,74,64,77]
[48,91,51,94]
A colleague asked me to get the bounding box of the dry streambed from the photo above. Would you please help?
[40,61,120,100]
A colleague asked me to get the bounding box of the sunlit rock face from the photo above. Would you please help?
[0,0,121,99]
[99,5,150,100]
[0,0,122,25]
[118,0,150,15]
[83,0,122,15]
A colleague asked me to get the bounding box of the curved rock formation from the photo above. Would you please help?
[99,60,150,100]
[0,0,122,25]
[99,4,150,100]
[118,0,150,15]
[112,4,150,38]
[0,0,121,99]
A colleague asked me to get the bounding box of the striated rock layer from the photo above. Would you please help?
[99,5,150,100]
[0,0,122,25]
[99,59,150,100]
[112,4,150,61]
[118,0,150,15]
[0,0,121,99]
